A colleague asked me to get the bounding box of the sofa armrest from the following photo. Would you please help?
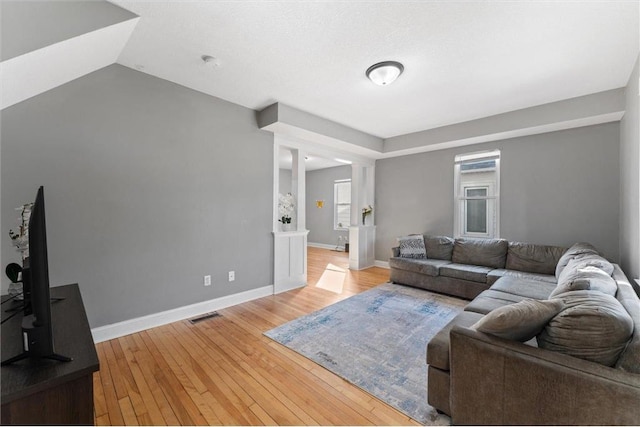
[391,246,400,257]
[449,325,640,425]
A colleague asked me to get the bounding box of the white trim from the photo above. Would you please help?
[374,260,390,269]
[91,285,274,343]
[379,112,625,159]
[308,242,345,250]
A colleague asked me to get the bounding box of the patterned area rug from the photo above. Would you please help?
[264,282,466,425]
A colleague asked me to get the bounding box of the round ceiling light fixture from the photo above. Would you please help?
[366,61,404,86]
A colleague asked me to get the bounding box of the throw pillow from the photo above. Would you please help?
[471,298,565,342]
[398,234,427,259]
[538,291,634,367]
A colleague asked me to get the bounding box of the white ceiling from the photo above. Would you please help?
[111,1,639,139]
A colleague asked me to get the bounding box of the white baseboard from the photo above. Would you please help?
[375,260,390,269]
[91,285,274,343]
[308,242,345,251]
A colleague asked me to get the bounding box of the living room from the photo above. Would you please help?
[1,1,639,425]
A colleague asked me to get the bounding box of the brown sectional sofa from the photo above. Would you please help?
[390,236,640,425]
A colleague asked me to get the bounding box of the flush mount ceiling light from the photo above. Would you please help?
[366,61,404,86]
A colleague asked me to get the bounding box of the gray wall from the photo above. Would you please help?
[376,123,620,261]
[620,54,640,281]
[1,64,274,328]
[306,165,351,246]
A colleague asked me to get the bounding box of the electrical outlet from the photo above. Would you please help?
[204,275,211,286]
[228,271,235,282]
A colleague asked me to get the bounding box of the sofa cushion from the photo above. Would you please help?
[489,276,556,300]
[487,269,557,286]
[558,255,614,281]
[427,311,485,370]
[471,298,565,341]
[615,280,640,374]
[551,265,617,298]
[538,290,634,366]
[388,257,450,277]
[452,238,508,269]
[398,234,427,258]
[424,235,455,261]
[464,289,529,315]
[505,242,566,275]
[555,242,600,278]
[439,263,492,283]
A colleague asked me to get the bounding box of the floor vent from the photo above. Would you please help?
[188,312,221,324]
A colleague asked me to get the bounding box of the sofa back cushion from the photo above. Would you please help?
[550,265,618,298]
[555,242,600,279]
[505,242,566,275]
[537,290,634,366]
[452,238,508,269]
[614,273,640,373]
[424,235,455,260]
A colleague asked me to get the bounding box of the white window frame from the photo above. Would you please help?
[334,179,351,230]
[454,150,500,239]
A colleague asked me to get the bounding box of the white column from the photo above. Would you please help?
[291,149,306,231]
[349,163,376,270]
[273,139,308,294]
[350,164,363,226]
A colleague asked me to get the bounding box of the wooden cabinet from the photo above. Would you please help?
[1,284,99,425]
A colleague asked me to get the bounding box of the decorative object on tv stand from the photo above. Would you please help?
[9,202,33,260]
[5,263,23,300]
[362,205,373,225]
[278,192,295,231]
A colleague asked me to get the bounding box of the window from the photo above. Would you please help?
[454,150,500,238]
[334,179,351,230]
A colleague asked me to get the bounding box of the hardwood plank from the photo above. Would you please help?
[117,395,139,426]
[96,343,125,426]
[93,370,108,418]
[94,247,420,426]
[143,327,208,425]
[136,333,185,426]
[118,334,167,425]
[249,402,277,426]
[95,413,111,426]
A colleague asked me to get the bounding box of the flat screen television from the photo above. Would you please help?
[2,186,71,365]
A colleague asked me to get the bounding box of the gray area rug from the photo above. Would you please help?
[264,282,466,425]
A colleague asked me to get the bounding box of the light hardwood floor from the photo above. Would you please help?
[93,247,420,425]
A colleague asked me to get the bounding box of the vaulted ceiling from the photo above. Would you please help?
[112,0,639,138]
[2,1,639,142]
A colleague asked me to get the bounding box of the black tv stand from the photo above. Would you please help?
[1,284,99,425]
